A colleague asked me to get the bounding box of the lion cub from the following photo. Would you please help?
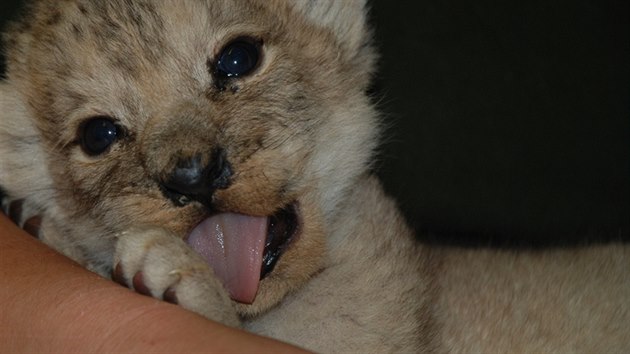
[1,0,628,352]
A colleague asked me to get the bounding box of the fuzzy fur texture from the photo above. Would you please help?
[0,1,628,352]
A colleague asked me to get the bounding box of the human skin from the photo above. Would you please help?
[0,214,310,353]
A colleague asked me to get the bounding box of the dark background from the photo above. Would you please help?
[2,1,628,247]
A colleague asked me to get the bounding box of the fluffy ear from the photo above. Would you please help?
[0,81,52,202]
[291,0,371,55]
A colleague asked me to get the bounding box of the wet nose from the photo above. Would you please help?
[161,148,232,206]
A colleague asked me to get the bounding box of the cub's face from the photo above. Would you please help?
[3,0,377,314]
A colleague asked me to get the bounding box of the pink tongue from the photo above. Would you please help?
[186,213,267,304]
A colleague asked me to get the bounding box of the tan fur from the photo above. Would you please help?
[433,245,630,352]
[0,1,628,352]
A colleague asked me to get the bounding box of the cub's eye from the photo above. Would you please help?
[79,117,120,155]
[215,38,261,78]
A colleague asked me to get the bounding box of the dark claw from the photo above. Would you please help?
[112,263,127,287]
[22,215,42,239]
[132,272,152,296]
[2,199,42,239]
[163,287,178,304]
[8,199,24,225]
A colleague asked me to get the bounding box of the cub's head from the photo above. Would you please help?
[1,0,378,314]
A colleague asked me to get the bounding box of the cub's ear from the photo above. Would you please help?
[291,0,372,57]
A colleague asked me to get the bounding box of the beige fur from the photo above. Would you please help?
[0,1,627,352]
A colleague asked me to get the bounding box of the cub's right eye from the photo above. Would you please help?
[79,117,120,156]
[214,37,261,79]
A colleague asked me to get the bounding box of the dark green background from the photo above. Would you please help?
[2,1,628,247]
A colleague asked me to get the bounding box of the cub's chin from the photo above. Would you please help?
[232,199,326,317]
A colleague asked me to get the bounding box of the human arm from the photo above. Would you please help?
[0,214,310,353]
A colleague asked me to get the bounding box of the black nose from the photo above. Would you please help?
[161,148,232,207]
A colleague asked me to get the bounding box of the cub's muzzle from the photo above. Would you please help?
[160,148,232,207]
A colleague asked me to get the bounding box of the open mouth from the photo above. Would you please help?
[261,205,299,279]
[186,204,299,304]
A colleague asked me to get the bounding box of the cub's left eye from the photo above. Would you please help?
[79,117,121,156]
[214,38,261,78]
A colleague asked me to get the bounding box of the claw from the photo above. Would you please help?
[22,215,42,239]
[163,287,178,304]
[132,272,152,296]
[8,199,24,225]
[112,263,127,286]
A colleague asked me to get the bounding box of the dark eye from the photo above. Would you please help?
[215,38,261,78]
[80,117,120,155]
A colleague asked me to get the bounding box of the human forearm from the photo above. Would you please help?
[0,214,309,353]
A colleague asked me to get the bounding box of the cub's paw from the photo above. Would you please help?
[1,198,43,238]
[113,227,239,327]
